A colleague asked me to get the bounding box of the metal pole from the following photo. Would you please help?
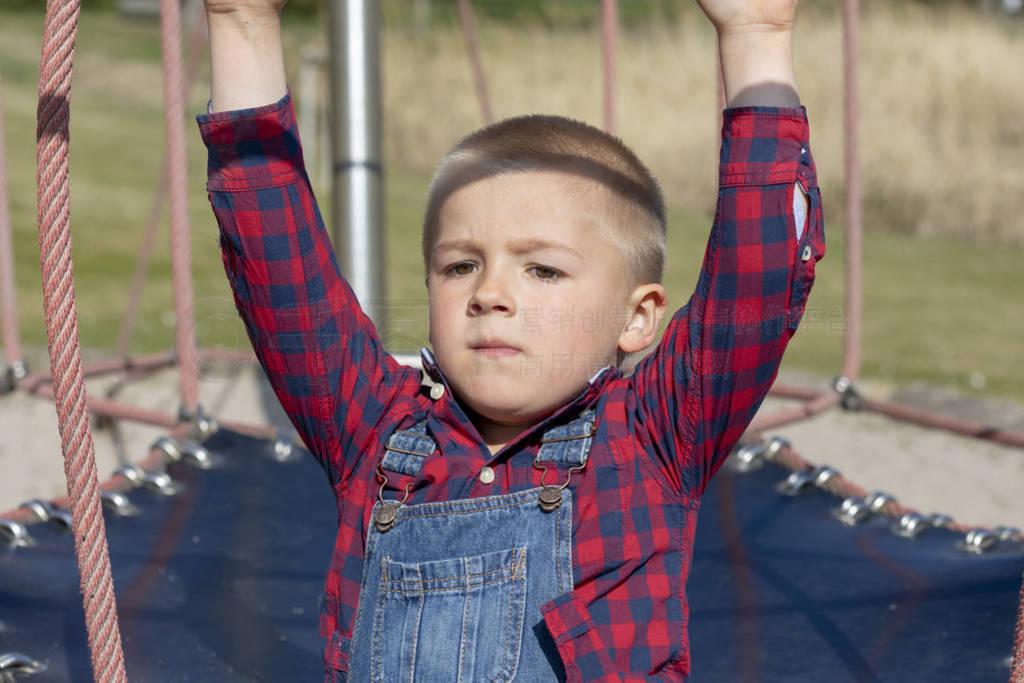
[327,0,385,326]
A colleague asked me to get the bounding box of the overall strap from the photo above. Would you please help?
[380,417,436,476]
[535,409,597,468]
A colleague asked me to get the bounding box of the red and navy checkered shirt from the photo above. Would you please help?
[198,94,824,681]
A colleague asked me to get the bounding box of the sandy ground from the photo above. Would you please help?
[2,353,1023,530]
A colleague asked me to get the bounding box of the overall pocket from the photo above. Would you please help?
[371,546,527,682]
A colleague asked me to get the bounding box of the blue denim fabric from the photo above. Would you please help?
[347,412,594,680]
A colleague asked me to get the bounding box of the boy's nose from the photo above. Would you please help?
[468,270,515,316]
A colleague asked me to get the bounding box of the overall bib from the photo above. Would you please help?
[346,411,596,681]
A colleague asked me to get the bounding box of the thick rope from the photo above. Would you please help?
[159,0,201,416]
[456,0,492,125]
[601,0,617,134]
[0,74,23,369]
[36,0,127,680]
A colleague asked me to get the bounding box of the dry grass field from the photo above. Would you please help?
[375,2,1024,243]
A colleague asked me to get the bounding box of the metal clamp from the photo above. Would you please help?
[18,500,72,531]
[832,375,862,411]
[272,428,298,462]
[894,513,932,538]
[0,519,34,548]
[0,652,45,680]
[763,436,789,461]
[836,497,870,526]
[177,404,219,440]
[0,361,28,394]
[113,464,145,487]
[180,441,219,469]
[732,442,767,472]
[995,526,1021,542]
[864,491,897,514]
[100,491,139,517]
[963,528,999,554]
[150,436,182,462]
[776,465,840,496]
[141,471,182,496]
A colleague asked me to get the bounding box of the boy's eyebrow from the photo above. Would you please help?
[434,238,584,260]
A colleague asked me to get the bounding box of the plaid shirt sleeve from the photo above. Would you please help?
[630,106,825,495]
[197,92,421,488]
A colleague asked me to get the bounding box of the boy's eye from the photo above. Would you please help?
[528,265,562,281]
[445,262,477,276]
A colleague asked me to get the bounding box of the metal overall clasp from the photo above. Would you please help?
[373,460,412,533]
[532,461,585,512]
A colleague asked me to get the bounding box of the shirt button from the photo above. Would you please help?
[429,384,445,400]
[801,245,812,262]
[478,466,495,484]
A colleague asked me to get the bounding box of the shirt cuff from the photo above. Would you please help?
[196,89,305,192]
[718,106,816,189]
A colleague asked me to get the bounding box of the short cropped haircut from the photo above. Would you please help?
[422,114,667,285]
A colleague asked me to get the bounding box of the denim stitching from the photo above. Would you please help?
[458,555,471,683]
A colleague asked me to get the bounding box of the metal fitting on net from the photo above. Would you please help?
[864,491,897,514]
[994,526,1021,542]
[100,491,139,517]
[177,404,219,440]
[0,519,34,548]
[764,436,789,461]
[0,652,45,679]
[18,499,72,531]
[832,375,862,411]
[0,361,28,394]
[151,436,182,462]
[776,466,840,496]
[894,513,932,538]
[836,497,870,526]
[272,427,299,462]
[180,441,219,469]
[141,471,182,496]
[113,464,145,487]
[732,442,767,472]
[963,528,999,554]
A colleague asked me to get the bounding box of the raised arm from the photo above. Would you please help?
[629,0,824,494]
[199,0,421,487]
[205,0,287,111]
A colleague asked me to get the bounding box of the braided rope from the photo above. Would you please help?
[35,0,127,679]
[116,10,207,358]
[160,0,200,415]
[0,74,23,368]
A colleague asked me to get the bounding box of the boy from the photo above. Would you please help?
[198,0,823,679]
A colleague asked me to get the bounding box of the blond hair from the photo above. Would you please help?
[422,114,666,285]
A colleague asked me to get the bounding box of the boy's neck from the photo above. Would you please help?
[477,418,532,456]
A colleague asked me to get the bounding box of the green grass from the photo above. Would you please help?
[1,8,1022,405]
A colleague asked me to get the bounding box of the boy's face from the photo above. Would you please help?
[427,169,636,438]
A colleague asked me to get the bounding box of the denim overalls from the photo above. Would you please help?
[346,410,596,681]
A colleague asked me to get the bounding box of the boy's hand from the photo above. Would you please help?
[697,0,801,108]
[695,0,797,36]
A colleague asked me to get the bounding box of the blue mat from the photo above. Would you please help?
[1,428,1020,681]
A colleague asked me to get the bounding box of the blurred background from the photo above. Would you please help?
[0,0,1021,404]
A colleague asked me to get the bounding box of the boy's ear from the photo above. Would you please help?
[617,283,668,354]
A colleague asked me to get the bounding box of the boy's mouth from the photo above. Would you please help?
[470,340,522,357]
